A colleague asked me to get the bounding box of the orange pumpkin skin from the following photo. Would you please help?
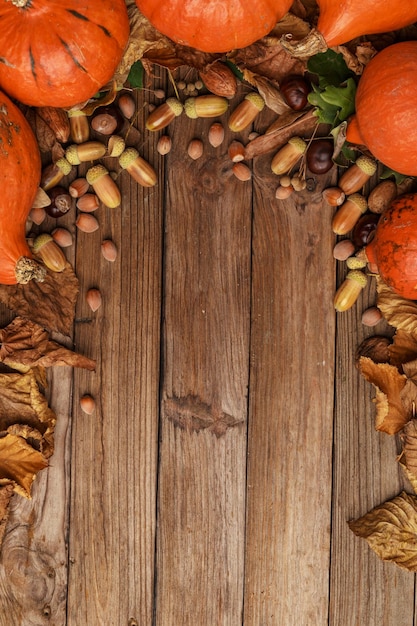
[0,0,129,108]
[0,90,41,284]
[315,1,417,47]
[346,42,417,177]
[365,193,417,300]
[135,0,293,53]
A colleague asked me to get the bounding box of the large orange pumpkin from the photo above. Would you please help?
[0,90,44,285]
[365,193,417,300]
[135,0,293,53]
[345,42,417,177]
[0,0,129,108]
[282,1,417,56]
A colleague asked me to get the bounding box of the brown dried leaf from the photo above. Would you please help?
[0,483,14,548]
[348,491,417,571]
[244,109,318,159]
[0,264,79,336]
[36,106,70,144]
[0,370,56,458]
[359,357,409,434]
[400,420,417,483]
[377,280,417,334]
[398,453,417,495]
[242,71,290,115]
[389,330,417,367]
[0,317,95,371]
[0,433,48,499]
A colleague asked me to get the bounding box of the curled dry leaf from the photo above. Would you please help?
[0,433,48,499]
[399,420,417,486]
[0,263,79,336]
[377,279,417,334]
[0,317,95,371]
[244,109,317,159]
[242,70,290,116]
[348,491,417,572]
[358,357,409,434]
[389,330,417,367]
[0,369,56,459]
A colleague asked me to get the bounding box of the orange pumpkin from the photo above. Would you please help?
[0,0,129,108]
[135,0,293,53]
[365,193,417,300]
[346,42,417,176]
[0,90,44,285]
[282,1,417,56]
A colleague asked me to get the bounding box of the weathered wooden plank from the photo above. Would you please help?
[67,90,163,625]
[244,157,337,624]
[330,277,415,625]
[155,113,251,625]
[0,363,72,626]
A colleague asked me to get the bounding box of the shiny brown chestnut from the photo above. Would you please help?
[90,105,124,136]
[352,212,380,248]
[45,186,73,218]
[280,74,311,111]
[306,139,334,175]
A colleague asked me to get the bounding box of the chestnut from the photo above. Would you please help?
[306,138,334,175]
[90,105,124,136]
[280,74,311,111]
[352,212,380,248]
[45,186,73,218]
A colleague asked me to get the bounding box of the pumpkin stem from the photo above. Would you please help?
[15,257,47,284]
[280,28,328,59]
[11,0,28,6]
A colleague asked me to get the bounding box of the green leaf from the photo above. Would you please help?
[379,166,407,185]
[307,49,354,87]
[319,78,356,121]
[224,60,243,82]
[127,61,144,89]
[308,87,340,125]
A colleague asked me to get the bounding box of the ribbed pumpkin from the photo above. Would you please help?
[345,42,417,177]
[135,0,293,53]
[365,193,417,300]
[0,0,130,108]
[0,90,45,285]
[282,1,417,56]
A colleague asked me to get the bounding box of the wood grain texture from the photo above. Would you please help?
[244,157,337,625]
[66,90,163,625]
[329,275,415,626]
[155,113,251,625]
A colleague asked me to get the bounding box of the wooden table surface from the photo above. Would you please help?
[0,67,413,626]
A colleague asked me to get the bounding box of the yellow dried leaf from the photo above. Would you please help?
[0,370,56,458]
[377,280,417,333]
[0,434,48,499]
[359,357,409,434]
[348,491,417,572]
[398,453,417,495]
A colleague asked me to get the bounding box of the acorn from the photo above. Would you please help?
[184,95,229,119]
[67,109,90,143]
[32,233,67,273]
[338,156,377,195]
[271,137,307,175]
[334,270,368,312]
[119,148,157,187]
[331,193,368,236]
[228,93,265,132]
[145,98,183,131]
[86,164,121,209]
[65,141,107,165]
[41,158,73,191]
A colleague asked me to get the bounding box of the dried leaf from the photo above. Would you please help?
[348,491,417,572]
[0,370,56,458]
[0,483,14,548]
[398,454,417,495]
[0,264,79,336]
[389,330,417,367]
[400,420,417,483]
[0,317,95,371]
[244,108,318,159]
[377,280,417,333]
[242,71,290,115]
[359,357,409,434]
[36,106,70,144]
[0,433,48,499]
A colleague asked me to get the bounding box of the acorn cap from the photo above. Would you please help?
[65,145,81,165]
[355,155,377,176]
[346,193,368,213]
[346,269,368,287]
[245,93,265,111]
[86,164,109,184]
[166,97,184,117]
[287,136,307,153]
[119,147,139,169]
[32,233,53,252]
[55,157,72,175]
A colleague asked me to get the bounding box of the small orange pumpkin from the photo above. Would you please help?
[346,42,417,177]
[135,0,293,53]
[0,0,129,108]
[282,1,417,56]
[365,193,417,300]
[0,90,44,285]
